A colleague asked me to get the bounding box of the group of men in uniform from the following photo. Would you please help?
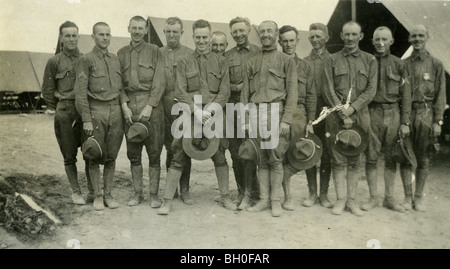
[42,15,445,218]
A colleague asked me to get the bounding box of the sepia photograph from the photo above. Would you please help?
[0,0,449,254]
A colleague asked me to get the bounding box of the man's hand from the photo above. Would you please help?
[343,117,353,129]
[338,106,355,120]
[83,122,94,136]
[433,123,442,137]
[138,105,153,122]
[306,122,314,136]
[122,103,133,125]
[202,110,212,124]
[280,122,290,136]
[400,124,410,138]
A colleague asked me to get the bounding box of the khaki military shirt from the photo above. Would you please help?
[294,55,316,122]
[160,44,193,94]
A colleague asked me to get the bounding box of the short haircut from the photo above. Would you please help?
[129,15,146,26]
[279,25,298,38]
[92,22,109,34]
[309,22,328,36]
[410,24,429,38]
[192,19,211,32]
[229,17,251,29]
[342,21,362,32]
[260,20,278,32]
[165,17,184,30]
[212,31,227,39]
[59,21,78,35]
[373,26,393,38]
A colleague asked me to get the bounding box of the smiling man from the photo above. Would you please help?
[158,19,234,215]
[211,31,228,55]
[322,21,377,216]
[241,20,298,217]
[361,26,411,213]
[160,17,194,205]
[117,16,166,208]
[75,22,124,211]
[400,25,446,212]
[223,17,260,210]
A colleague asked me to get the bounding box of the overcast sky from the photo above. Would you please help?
[0,0,338,53]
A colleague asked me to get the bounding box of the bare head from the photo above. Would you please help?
[372,26,394,54]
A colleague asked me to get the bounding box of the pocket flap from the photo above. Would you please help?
[55,70,69,79]
[268,68,285,78]
[359,69,368,77]
[334,66,348,76]
[139,62,154,69]
[209,71,221,79]
[229,58,241,67]
[298,77,307,84]
[388,73,401,82]
[186,71,199,79]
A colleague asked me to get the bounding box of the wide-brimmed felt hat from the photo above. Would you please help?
[182,134,220,161]
[333,125,369,156]
[127,115,151,143]
[82,136,107,164]
[286,132,323,171]
[392,135,417,169]
[238,137,262,164]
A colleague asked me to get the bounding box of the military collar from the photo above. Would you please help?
[194,49,212,59]
[165,44,180,52]
[62,48,81,59]
[374,50,391,58]
[410,50,429,61]
[236,42,251,52]
[261,44,277,52]
[309,49,329,60]
[92,46,111,59]
[342,48,361,57]
[130,40,145,53]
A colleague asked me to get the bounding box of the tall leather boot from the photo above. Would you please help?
[319,166,332,208]
[346,166,363,216]
[89,166,104,211]
[65,164,85,205]
[270,163,283,217]
[331,168,347,215]
[103,164,119,209]
[149,167,162,208]
[281,165,295,211]
[179,164,193,205]
[128,165,143,207]
[238,161,256,210]
[85,161,95,203]
[247,168,270,212]
[414,168,427,212]
[383,167,405,213]
[215,165,237,211]
[232,158,245,203]
[361,165,379,211]
[303,167,318,207]
[400,165,413,210]
[158,168,183,215]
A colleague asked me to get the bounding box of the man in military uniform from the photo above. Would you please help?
[158,19,235,215]
[277,25,316,211]
[303,23,333,209]
[42,21,90,205]
[160,17,194,205]
[361,26,411,213]
[322,21,377,216]
[117,16,166,208]
[211,31,228,55]
[75,22,124,210]
[241,20,298,217]
[400,25,446,212]
[223,17,260,210]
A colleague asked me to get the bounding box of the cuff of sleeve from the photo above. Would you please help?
[81,113,92,123]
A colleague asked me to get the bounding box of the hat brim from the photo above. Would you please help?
[287,132,323,171]
[238,138,262,164]
[400,136,417,168]
[333,125,369,156]
[182,137,220,161]
[127,122,149,143]
[81,136,106,164]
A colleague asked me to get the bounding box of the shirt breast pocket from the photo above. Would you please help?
[268,68,286,91]
[357,69,368,91]
[208,71,222,93]
[228,59,242,84]
[387,72,401,96]
[248,67,260,94]
[89,68,107,92]
[297,77,307,98]
[333,66,348,94]
[186,71,201,93]
[56,69,75,90]
[138,62,155,83]
[422,73,435,97]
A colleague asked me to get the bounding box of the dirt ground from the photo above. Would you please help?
[0,113,450,249]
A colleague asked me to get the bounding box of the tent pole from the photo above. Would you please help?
[351,0,356,21]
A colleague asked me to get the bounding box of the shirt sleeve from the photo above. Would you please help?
[41,58,58,110]
[399,60,412,125]
[321,56,342,108]
[175,57,195,113]
[117,49,129,105]
[147,49,166,107]
[74,56,92,123]
[211,57,231,108]
[433,58,446,123]
[281,56,298,124]
[304,61,317,122]
[350,55,378,112]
